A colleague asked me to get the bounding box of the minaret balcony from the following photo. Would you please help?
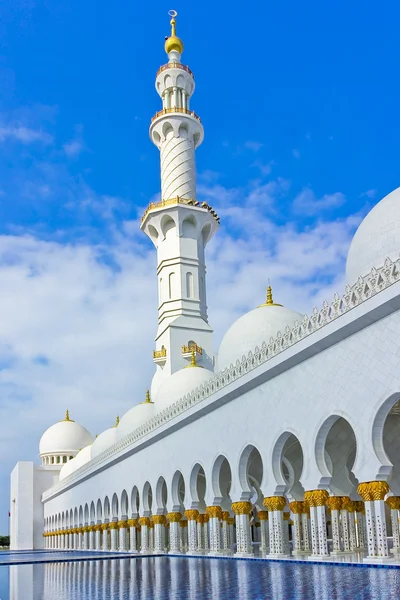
[153,346,167,366]
[141,196,220,226]
[182,343,202,362]
[157,62,194,78]
[151,107,201,123]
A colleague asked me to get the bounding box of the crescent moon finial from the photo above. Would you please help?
[168,9,178,18]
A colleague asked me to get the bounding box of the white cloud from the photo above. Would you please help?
[361,189,377,199]
[63,139,83,157]
[292,148,301,159]
[244,140,263,152]
[0,124,52,144]
[292,188,346,213]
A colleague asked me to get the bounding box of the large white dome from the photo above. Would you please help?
[117,394,155,441]
[91,425,118,459]
[217,288,302,371]
[59,444,92,481]
[155,364,213,413]
[346,187,400,285]
[39,412,93,457]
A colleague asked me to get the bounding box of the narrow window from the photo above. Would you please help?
[168,272,175,299]
[186,272,194,298]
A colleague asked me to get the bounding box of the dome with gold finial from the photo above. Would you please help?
[217,285,302,372]
[90,416,120,460]
[164,10,184,56]
[39,410,93,465]
[117,390,156,441]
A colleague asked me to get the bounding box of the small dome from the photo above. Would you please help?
[117,391,155,441]
[155,358,213,413]
[346,187,400,285]
[217,287,302,371]
[151,368,164,400]
[91,421,118,460]
[73,444,92,470]
[59,457,77,481]
[39,411,93,457]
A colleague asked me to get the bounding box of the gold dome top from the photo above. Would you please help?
[165,10,184,56]
[258,285,283,308]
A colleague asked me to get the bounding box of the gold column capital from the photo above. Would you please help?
[357,481,390,501]
[138,517,150,527]
[206,505,222,519]
[263,496,286,511]
[386,496,400,510]
[231,501,252,515]
[257,510,268,521]
[152,515,167,525]
[221,511,230,521]
[196,514,204,524]
[127,518,138,527]
[166,512,182,523]
[304,489,329,507]
[184,509,199,521]
[289,501,304,514]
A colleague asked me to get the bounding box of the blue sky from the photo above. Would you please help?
[0,0,399,532]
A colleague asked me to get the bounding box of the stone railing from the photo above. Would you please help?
[141,197,220,225]
[151,107,201,123]
[156,62,194,78]
[43,257,400,498]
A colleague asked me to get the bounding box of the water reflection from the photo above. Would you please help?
[5,556,400,600]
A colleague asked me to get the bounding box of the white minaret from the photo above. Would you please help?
[141,10,219,391]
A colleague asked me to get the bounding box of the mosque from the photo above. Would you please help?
[9,11,400,564]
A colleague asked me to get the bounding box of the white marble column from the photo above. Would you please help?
[258,511,269,555]
[263,497,289,557]
[88,524,95,550]
[118,521,128,552]
[358,481,391,563]
[153,516,166,553]
[354,502,366,549]
[139,517,150,554]
[196,515,205,554]
[206,506,223,555]
[304,490,329,560]
[83,526,89,551]
[95,523,102,550]
[289,502,305,555]
[184,510,199,555]
[167,512,182,554]
[128,519,138,553]
[232,502,253,557]
[386,497,400,556]
[102,522,109,551]
[301,511,311,552]
[221,512,231,554]
[347,507,357,551]
[326,497,342,554]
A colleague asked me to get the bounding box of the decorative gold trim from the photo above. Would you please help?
[165,10,184,55]
[258,285,283,308]
[151,107,200,124]
[61,409,75,422]
[152,515,167,525]
[206,506,222,519]
[182,343,202,355]
[138,517,150,527]
[166,512,182,523]
[127,519,138,528]
[184,509,199,521]
[141,196,220,225]
[153,347,167,359]
[157,62,193,78]
[231,502,252,516]
[357,481,390,502]
[263,496,286,512]
[257,510,268,521]
[289,501,304,514]
[386,496,400,510]
[304,490,329,508]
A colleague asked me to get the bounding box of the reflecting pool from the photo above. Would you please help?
[1,556,400,600]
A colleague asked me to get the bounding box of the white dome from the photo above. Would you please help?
[39,413,93,457]
[72,444,92,470]
[59,457,77,481]
[217,290,302,371]
[117,399,155,441]
[346,187,400,285]
[91,426,118,459]
[151,368,164,400]
[155,365,213,413]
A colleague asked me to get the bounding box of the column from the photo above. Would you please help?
[283,512,290,554]
[139,517,150,554]
[340,497,352,552]
[118,521,128,552]
[326,497,342,554]
[128,519,138,553]
[263,496,288,557]
[228,517,235,550]
[109,521,118,552]
[386,497,400,556]
[204,515,210,552]
[301,508,311,553]
[358,481,391,562]
[232,502,253,557]
[167,512,182,554]
[184,510,199,555]
[153,515,166,554]
[196,514,205,554]
[258,511,269,555]
[206,506,223,555]
[347,502,357,551]
[354,501,366,550]
[304,489,329,559]
[102,522,109,551]
[82,526,89,551]
[95,523,102,551]
[289,501,305,555]
[88,524,95,550]
[179,520,187,553]
[221,512,232,554]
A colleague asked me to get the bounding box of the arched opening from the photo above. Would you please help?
[211,455,232,509]
[111,493,119,519]
[131,486,140,516]
[315,416,358,496]
[90,501,95,523]
[238,445,264,506]
[84,504,89,525]
[142,482,153,514]
[96,499,102,522]
[171,470,186,512]
[103,496,110,521]
[121,490,129,517]
[272,432,305,500]
[373,394,400,493]
[155,476,168,514]
[189,463,207,511]
[160,214,176,238]
[168,272,175,299]
[186,272,194,298]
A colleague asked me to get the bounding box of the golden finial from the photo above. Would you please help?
[62,410,75,422]
[141,389,154,404]
[165,10,184,56]
[115,415,120,427]
[258,282,283,308]
[185,349,203,368]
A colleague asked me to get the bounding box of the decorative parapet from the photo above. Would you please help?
[182,343,202,355]
[156,62,194,78]
[141,196,220,225]
[151,107,200,123]
[42,257,400,499]
[153,347,167,359]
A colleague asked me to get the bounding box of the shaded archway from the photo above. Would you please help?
[142,481,153,514]
[90,501,95,523]
[171,470,186,512]
[374,394,400,492]
[155,476,168,514]
[84,504,89,525]
[315,415,358,496]
[189,463,207,511]
[131,486,139,516]
[111,493,119,519]
[103,496,110,521]
[121,489,129,518]
[238,445,264,505]
[96,499,102,522]
[211,455,232,509]
[272,431,304,500]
